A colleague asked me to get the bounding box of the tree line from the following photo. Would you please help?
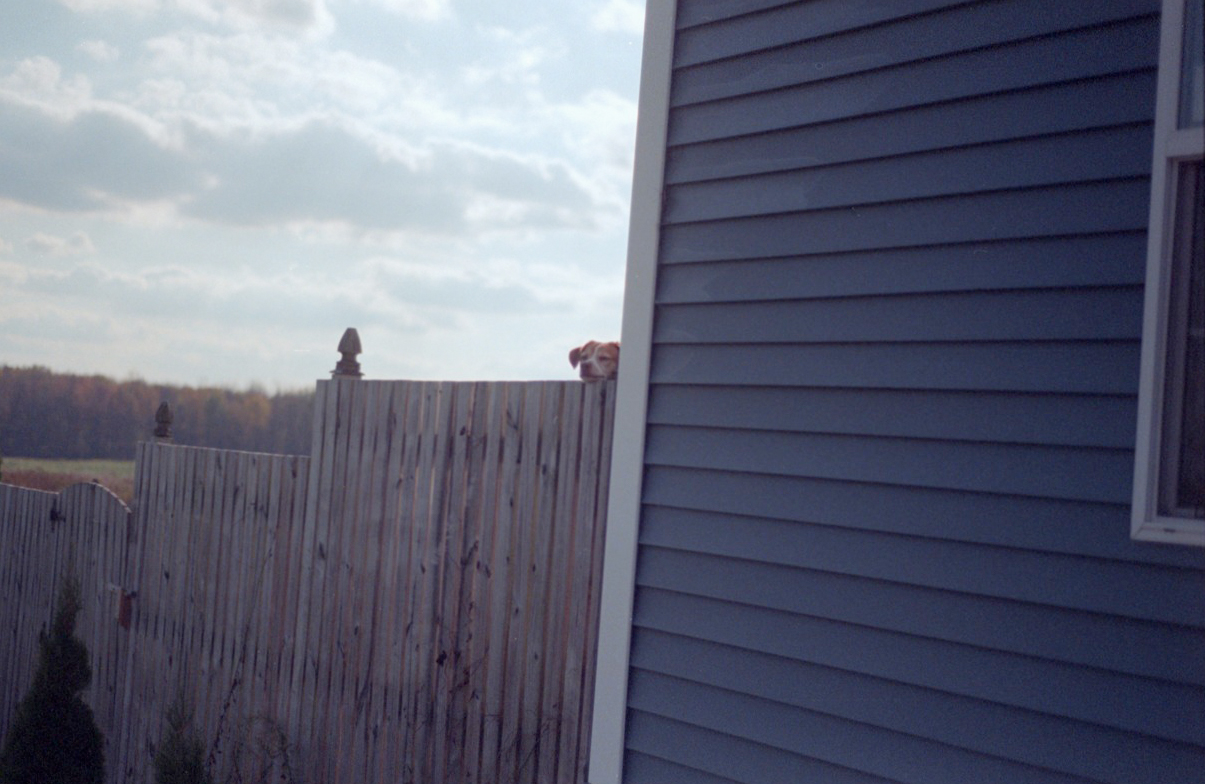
[0,365,313,459]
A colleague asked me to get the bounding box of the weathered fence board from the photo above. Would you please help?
[2,378,614,784]
[0,481,134,772]
[95,443,310,783]
[294,379,615,784]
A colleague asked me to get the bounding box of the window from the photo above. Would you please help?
[1133,0,1205,545]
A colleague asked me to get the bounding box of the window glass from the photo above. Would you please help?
[1180,0,1204,128]
[1164,161,1204,516]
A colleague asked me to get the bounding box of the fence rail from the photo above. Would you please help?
[0,378,615,784]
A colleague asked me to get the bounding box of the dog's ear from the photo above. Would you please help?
[569,346,581,368]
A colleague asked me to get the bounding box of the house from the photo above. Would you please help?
[588,1,1204,782]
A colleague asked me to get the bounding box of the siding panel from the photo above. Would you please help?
[674,0,1155,102]
[644,425,1135,503]
[635,540,1205,663]
[626,712,903,784]
[653,287,1143,344]
[630,630,1205,784]
[668,17,1159,143]
[629,670,1133,784]
[661,180,1150,262]
[666,72,1158,183]
[649,341,1140,393]
[646,386,1137,448]
[664,125,1152,222]
[632,589,1205,746]
[619,1,1205,781]
[655,235,1148,301]
[674,0,801,31]
[674,0,969,55]
[623,751,745,784]
[641,465,1205,568]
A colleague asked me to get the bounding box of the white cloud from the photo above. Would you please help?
[591,0,644,36]
[24,231,97,256]
[0,56,175,146]
[175,119,602,239]
[462,26,564,89]
[137,31,438,130]
[77,39,122,62]
[0,57,93,116]
[0,54,612,240]
[349,0,449,21]
[59,0,335,36]
[0,97,197,212]
[59,0,160,12]
[548,88,636,195]
[174,0,335,36]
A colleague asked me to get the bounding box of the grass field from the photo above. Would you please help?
[1,457,136,503]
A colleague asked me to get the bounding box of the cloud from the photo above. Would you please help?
[179,119,601,237]
[59,0,335,36]
[77,40,122,62]
[138,30,440,127]
[0,98,198,212]
[591,0,644,35]
[174,0,335,36]
[24,231,97,256]
[350,0,449,21]
[0,56,92,116]
[548,88,637,199]
[0,69,610,241]
[8,258,351,333]
[462,26,565,89]
[59,0,159,12]
[363,255,544,314]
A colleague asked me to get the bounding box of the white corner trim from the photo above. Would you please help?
[1131,0,1205,546]
[588,1,678,781]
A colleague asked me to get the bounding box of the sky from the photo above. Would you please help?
[0,0,644,390]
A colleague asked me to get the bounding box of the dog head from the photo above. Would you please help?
[569,340,620,382]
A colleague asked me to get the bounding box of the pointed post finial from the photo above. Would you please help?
[332,327,363,378]
[154,402,173,440]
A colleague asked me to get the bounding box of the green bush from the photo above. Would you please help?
[154,692,213,784]
[0,576,105,784]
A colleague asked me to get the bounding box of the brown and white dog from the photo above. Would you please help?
[569,340,620,382]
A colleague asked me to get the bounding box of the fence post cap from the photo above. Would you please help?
[332,327,363,378]
[154,402,173,440]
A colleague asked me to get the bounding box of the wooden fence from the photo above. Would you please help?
[0,480,135,772]
[119,443,311,783]
[0,379,616,784]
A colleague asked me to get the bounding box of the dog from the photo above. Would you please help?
[569,340,620,382]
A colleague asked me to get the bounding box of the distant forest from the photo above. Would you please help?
[0,365,314,459]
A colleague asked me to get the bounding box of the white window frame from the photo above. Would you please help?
[586,1,676,782]
[1132,0,1205,546]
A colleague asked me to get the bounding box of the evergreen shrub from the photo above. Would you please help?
[0,576,105,784]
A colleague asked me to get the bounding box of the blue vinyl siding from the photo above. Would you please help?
[671,2,1157,97]
[660,180,1152,260]
[621,0,1205,782]
[667,18,1158,144]
[647,386,1139,448]
[664,125,1153,222]
[665,73,1158,183]
[655,235,1149,301]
